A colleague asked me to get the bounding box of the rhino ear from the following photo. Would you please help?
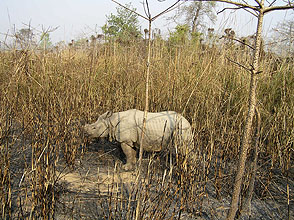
[101,110,113,119]
[106,111,113,118]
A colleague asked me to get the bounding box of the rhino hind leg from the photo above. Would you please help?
[121,142,136,171]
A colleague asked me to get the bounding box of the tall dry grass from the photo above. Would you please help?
[0,39,293,218]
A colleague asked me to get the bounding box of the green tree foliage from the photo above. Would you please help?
[169,24,190,45]
[168,24,203,47]
[102,3,142,43]
[74,38,89,48]
[171,2,216,34]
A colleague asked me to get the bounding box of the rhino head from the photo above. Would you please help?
[83,111,113,139]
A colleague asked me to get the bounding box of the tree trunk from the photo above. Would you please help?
[138,19,152,170]
[226,2,264,220]
[135,19,152,220]
[239,108,261,218]
[191,3,202,34]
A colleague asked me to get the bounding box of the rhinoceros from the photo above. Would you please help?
[83,109,193,170]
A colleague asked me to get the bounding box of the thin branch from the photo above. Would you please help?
[241,0,249,5]
[142,1,149,18]
[217,6,248,14]
[21,22,39,34]
[264,4,294,13]
[243,7,259,16]
[196,0,293,15]
[226,56,252,72]
[197,0,259,11]
[217,5,258,17]
[110,0,180,23]
[267,37,292,45]
[160,0,187,24]
[268,0,277,7]
[145,0,152,18]
[42,25,59,34]
[151,0,180,21]
[254,0,263,8]
[110,0,149,20]
[233,37,255,50]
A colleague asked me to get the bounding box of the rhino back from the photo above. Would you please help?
[134,111,181,148]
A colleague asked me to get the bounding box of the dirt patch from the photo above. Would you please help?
[57,166,136,195]
[54,141,294,219]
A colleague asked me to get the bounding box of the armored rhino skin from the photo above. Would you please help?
[84,109,193,170]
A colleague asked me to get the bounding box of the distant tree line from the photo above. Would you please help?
[3,2,293,58]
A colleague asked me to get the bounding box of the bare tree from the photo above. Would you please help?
[110,0,180,171]
[169,1,217,34]
[161,0,293,219]
[196,0,294,219]
[109,1,181,219]
[15,28,36,49]
[271,18,294,55]
[217,1,294,219]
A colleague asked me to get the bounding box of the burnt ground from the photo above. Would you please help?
[5,135,294,219]
[55,140,294,220]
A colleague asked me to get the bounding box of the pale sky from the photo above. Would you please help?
[0,0,293,44]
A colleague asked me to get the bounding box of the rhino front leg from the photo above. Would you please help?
[121,142,136,171]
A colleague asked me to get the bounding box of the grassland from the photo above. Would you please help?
[0,39,293,219]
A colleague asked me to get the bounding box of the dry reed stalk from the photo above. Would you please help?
[0,27,293,218]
